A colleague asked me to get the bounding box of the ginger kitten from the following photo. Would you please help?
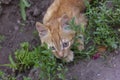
[36,0,90,62]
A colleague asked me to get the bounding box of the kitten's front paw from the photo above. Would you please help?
[64,51,74,62]
[77,35,84,50]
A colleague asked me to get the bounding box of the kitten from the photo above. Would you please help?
[36,0,91,62]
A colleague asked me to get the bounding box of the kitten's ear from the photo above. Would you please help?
[59,15,70,30]
[36,22,48,37]
[61,14,69,24]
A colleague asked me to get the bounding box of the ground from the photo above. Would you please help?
[0,0,120,80]
[66,50,120,80]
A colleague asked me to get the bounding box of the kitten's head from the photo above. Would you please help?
[36,15,75,59]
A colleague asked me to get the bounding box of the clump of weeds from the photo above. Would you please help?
[70,0,120,60]
[1,42,67,80]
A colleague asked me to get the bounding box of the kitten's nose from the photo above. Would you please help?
[58,51,64,58]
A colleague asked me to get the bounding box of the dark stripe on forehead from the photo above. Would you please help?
[52,32,61,51]
[48,20,63,51]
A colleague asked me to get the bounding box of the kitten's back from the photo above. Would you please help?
[43,0,86,24]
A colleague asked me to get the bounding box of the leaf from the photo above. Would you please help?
[23,0,31,7]
[0,64,11,67]
[20,0,26,21]
[80,24,85,33]
[9,55,17,69]
[19,0,30,21]
[20,42,29,48]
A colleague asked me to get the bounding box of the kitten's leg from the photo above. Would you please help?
[64,51,74,62]
[75,13,88,50]
[77,34,84,50]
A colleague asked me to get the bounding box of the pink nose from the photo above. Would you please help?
[58,52,64,58]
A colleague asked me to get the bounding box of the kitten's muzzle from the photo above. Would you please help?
[57,51,64,58]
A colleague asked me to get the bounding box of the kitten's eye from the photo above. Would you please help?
[50,46,55,50]
[63,42,69,48]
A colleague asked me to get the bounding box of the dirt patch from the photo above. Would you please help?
[0,0,120,80]
[66,50,120,80]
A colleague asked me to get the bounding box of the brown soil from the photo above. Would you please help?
[0,0,120,80]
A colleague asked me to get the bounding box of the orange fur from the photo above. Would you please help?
[36,0,91,62]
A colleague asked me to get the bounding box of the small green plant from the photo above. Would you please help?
[19,0,30,21]
[3,42,66,80]
[2,42,34,72]
[15,42,36,71]
[0,35,5,42]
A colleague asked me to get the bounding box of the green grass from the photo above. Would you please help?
[71,0,120,59]
[86,0,120,48]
